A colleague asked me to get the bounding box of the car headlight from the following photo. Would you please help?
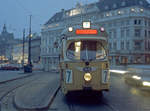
[84,73,92,82]
[143,81,150,87]
[132,75,141,80]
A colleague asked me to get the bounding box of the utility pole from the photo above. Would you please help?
[28,15,32,66]
[24,15,32,73]
[22,29,25,66]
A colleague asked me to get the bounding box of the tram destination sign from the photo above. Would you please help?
[76,29,98,35]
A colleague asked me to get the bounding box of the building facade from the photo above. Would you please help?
[12,34,41,65]
[41,0,150,71]
[31,34,41,63]
[12,41,28,65]
[0,24,14,63]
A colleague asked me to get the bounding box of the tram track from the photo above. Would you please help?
[65,93,120,111]
[0,74,43,111]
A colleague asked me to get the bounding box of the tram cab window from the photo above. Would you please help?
[66,40,106,61]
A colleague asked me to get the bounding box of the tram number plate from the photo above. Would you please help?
[66,70,72,84]
[102,70,108,83]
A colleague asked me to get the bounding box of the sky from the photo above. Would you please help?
[0,0,98,38]
[0,0,150,38]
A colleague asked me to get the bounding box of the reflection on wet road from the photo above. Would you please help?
[50,73,150,111]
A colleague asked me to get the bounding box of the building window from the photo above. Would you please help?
[134,41,141,50]
[121,2,126,6]
[121,41,124,50]
[138,20,141,24]
[113,30,117,38]
[134,20,137,24]
[139,1,143,5]
[126,29,130,37]
[113,4,117,8]
[108,23,112,27]
[109,31,112,38]
[145,20,147,26]
[126,41,130,49]
[134,29,141,37]
[148,21,150,26]
[121,29,125,37]
[126,20,130,25]
[121,20,125,26]
[145,30,147,37]
[109,43,112,49]
[105,6,109,10]
[148,31,150,38]
[113,21,117,27]
[113,42,117,49]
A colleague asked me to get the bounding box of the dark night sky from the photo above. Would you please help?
[0,0,98,38]
[0,0,149,38]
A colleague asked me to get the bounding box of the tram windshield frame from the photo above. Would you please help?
[66,39,107,61]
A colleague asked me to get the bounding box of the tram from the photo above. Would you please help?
[59,22,110,95]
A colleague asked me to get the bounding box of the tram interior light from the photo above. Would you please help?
[76,41,81,46]
[75,47,80,52]
[83,22,91,28]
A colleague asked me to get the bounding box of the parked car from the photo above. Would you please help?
[0,66,20,71]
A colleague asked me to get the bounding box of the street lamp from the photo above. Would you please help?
[24,15,32,73]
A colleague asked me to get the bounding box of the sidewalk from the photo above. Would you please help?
[0,71,32,84]
[14,72,60,110]
[0,70,44,84]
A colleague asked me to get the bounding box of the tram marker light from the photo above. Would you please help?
[68,27,73,32]
[100,27,105,32]
[83,22,91,28]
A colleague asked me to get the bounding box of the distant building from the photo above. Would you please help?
[41,0,150,71]
[12,33,41,65]
[12,41,28,64]
[0,24,14,63]
[31,33,41,63]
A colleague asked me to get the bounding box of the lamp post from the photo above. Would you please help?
[24,15,32,73]
[28,15,32,66]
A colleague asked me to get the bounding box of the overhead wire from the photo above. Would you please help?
[14,0,43,34]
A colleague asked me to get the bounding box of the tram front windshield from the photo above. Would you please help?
[66,40,106,61]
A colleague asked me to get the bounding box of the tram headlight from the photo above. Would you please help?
[84,73,92,82]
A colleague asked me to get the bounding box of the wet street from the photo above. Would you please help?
[49,73,150,111]
[0,71,150,111]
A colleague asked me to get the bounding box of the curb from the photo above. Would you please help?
[13,85,60,110]
[0,74,33,85]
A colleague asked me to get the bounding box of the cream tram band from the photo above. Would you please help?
[59,21,110,95]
